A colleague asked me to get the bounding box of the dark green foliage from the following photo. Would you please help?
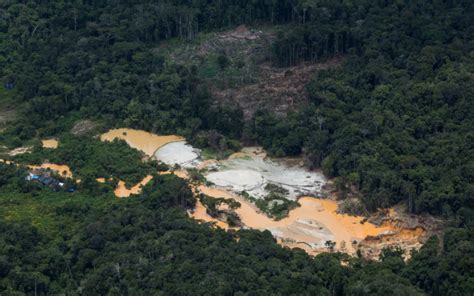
[1,1,246,143]
[15,135,155,187]
[217,54,231,70]
[140,174,195,210]
[251,1,474,217]
[256,184,299,220]
[248,110,304,156]
[264,183,290,195]
[404,232,474,296]
[200,193,241,225]
[0,162,27,190]
[345,268,424,296]
[0,136,469,295]
[0,171,423,295]
[186,168,207,185]
[0,0,472,295]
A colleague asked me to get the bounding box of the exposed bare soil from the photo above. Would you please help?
[42,139,59,149]
[213,58,344,119]
[71,120,98,136]
[8,146,33,156]
[160,25,343,119]
[98,128,438,259]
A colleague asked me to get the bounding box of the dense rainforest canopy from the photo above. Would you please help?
[0,0,473,295]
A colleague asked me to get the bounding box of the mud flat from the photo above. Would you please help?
[205,148,326,200]
[197,184,393,254]
[359,226,426,260]
[154,141,201,167]
[101,128,184,157]
[95,176,152,198]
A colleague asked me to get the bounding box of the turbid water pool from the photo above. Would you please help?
[196,184,393,254]
[101,128,184,157]
[114,175,153,198]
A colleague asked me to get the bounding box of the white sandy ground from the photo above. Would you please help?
[154,141,201,167]
[206,169,265,191]
[205,155,326,200]
[97,130,421,257]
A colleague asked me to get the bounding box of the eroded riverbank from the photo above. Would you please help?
[195,184,394,254]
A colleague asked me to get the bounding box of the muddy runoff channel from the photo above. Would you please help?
[100,128,426,258]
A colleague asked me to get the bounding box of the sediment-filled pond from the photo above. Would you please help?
[101,128,184,157]
[98,128,425,256]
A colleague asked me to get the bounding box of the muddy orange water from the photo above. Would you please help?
[101,128,184,157]
[95,129,402,255]
[28,163,73,178]
[1,159,73,178]
[197,185,394,254]
[114,175,153,198]
[41,139,59,149]
[190,198,232,230]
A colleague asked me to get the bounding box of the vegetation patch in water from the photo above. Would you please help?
[199,194,241,227]
[185,168,214,187]
[256,193,300,221]
[243,183,299,220]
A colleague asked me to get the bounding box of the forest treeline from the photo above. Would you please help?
[2,0,472,215]
[1,0,473,295]
[253,0,474,217]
